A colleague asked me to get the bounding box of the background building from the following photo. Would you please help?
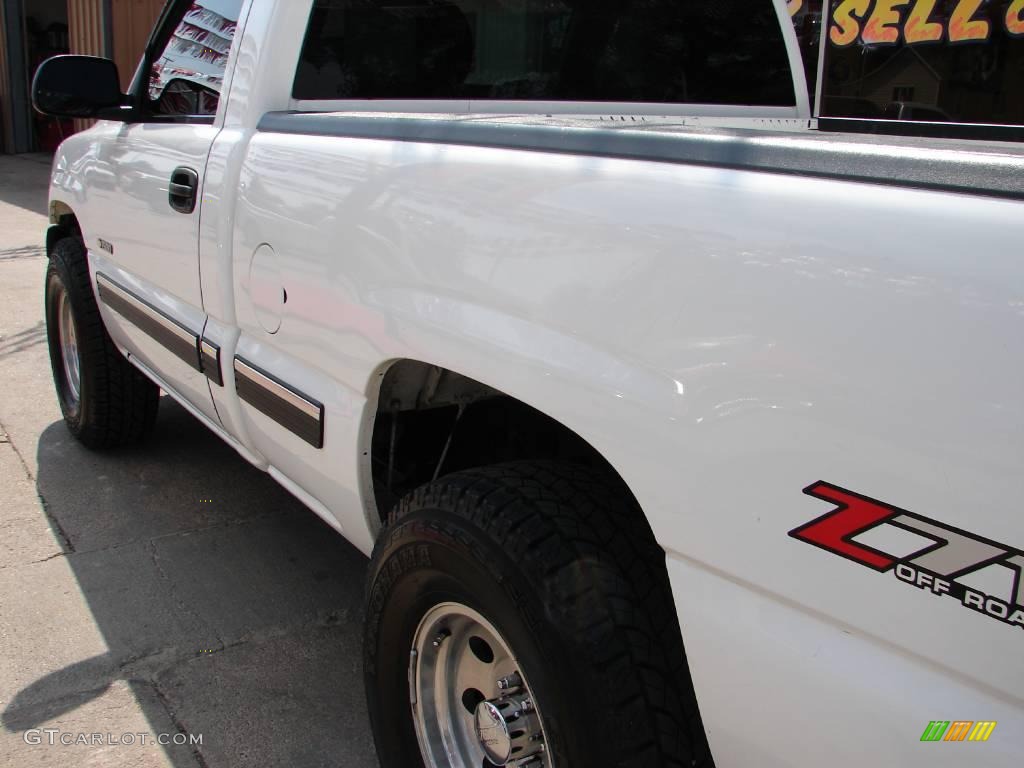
[0,0,165,154]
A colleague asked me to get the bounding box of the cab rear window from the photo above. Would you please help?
[292,0,794,106]
[820,0,1024,128]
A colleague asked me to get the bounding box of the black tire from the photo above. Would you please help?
[45,236,159,448]
[365,461,712,768]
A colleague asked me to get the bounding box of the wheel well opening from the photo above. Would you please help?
[370,360,628,520]
[47,210,82,255]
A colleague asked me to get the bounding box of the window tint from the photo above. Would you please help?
[821,0,1024,126]
[293,0,794,106]
[148,1,242,117]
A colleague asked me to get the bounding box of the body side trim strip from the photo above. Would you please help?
[95,273,201,371]
[257,112,1024,201]
[199,337,223,386]
[233,356,323,448]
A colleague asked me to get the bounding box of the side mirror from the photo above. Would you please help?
[32,55,128,119]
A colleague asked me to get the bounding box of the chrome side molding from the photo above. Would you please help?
[233,357,324,448]
[95,273,222,385]
[95,273,201,372]
[199,337,223,386]
[95,274,321,443]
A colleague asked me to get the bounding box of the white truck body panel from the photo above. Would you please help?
[223,126,1024,755]
[45,0,1024,763]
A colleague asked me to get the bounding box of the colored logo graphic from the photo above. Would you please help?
[789,482,1024,633]
[920,721,996,742]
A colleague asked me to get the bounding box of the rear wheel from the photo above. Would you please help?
[365,461,712,768]
[45,237,159,448]
[410,601,553,767]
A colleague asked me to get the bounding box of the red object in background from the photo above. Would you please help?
[27,19,73,151]
[35,116,74,152]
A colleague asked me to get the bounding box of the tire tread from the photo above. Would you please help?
[386,460,713,768]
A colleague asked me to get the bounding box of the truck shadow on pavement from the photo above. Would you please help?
[0,322,45,361]
[2,397,380,767]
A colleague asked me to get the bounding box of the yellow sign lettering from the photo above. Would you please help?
[828,0,1024,45]
[1007,0,1024,36]
[863,0,911,44]
[904,0,944,43]
[949,0,991,42]
[831,0,872,46]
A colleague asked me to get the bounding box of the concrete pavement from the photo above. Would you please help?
[0,153,379,767]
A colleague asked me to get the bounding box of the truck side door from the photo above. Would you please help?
[88,0,243,423]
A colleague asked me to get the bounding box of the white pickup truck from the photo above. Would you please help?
[30,1,1024,766]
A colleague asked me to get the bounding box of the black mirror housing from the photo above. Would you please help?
[32,55,126,119]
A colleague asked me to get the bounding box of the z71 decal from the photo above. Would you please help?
[790,482,1024,632]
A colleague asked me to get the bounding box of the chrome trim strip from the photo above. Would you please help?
[199,337,223,386]
[234,358,320,420]
[233,357,324,448]
[96,274,195,347]
[95,273,201,371]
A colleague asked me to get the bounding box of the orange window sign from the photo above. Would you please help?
[830,0,1018,46]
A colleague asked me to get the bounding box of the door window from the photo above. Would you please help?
[147,1,243,118]
[293,0,795,106]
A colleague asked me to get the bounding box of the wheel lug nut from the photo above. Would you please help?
[432,629,450,648]
[512,698,535,717]
[497,672,522,692]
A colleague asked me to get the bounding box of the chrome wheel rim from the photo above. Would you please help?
[410,602,552,768]
[58,291,81,406]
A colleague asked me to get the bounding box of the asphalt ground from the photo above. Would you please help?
[0,153,379,767]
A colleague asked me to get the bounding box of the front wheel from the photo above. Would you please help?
[45,237,159,448]
[364,461,711,768]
